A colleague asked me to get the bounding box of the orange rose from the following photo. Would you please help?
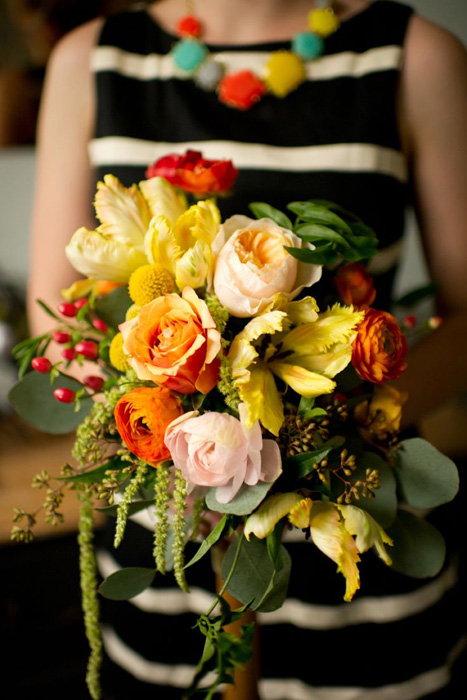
[352,309,408,383]
[334,263,376,310]
[114,387,183,466]
[120,287,221,394]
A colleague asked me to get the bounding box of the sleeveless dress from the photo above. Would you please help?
[89,3,466,698]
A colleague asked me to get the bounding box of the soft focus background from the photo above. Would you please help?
[0,1,465,696]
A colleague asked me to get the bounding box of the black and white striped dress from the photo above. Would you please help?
[90,2,466,697]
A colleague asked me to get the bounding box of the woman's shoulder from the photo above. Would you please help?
[47,17,104,80]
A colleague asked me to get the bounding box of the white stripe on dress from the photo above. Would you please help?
[96,549,458,629]
[91,45,403,83]
[88,137,408,182]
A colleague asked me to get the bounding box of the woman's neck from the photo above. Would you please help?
[148,0,370,45]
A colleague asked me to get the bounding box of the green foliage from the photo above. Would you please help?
[395,438,459,509]
[221,535,292,613]
[12,333,50,378]
[185,514,230,569]
[205,480,273,516]
[99,566,156,600]
[387,510,446,578]
[350,452,397,528]
[393,283,439,308]
[286,436,346,477]
[248,201,293,230]
[96,498,155,517]
[94,286,132,327]
[153,462,171,574]
[114,462,148,547]
[9,371,90,433]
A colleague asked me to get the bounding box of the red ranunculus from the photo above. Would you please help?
[352,309,408,383]
[146,150,238,195]
[334,263,376,310]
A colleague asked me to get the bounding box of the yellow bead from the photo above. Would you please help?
[265,51,306,98]
[308,8,340,38]
[109,333,129,372]
[128,264,175,306]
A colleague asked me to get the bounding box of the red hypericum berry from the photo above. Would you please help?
[402,314,417,330]
[31,357,52,373]
[84,375,104,392]
[53,387,75,403]
[92,318,108,332]
[61,347,76,361]
[334,392,347,404]
[428,316,443,330]
[52,331,72,344]
[74,298,88,310]
[75,340,99,359]
[58,302,78,317]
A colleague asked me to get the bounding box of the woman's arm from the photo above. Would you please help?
[27,18,103,339]
[394,15,467,428]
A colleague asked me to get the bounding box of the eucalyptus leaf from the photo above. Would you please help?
[387,510,446,578]
[95,286,132,327]
[287,201,352,234]
[221,536,291,612]
[184,514,229,569]
[395,438,459,509]
[205,481,273,516]
[99,566,156,600]
[9,371,91,434]
[248,202,293,230]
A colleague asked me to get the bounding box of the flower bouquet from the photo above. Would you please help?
[10,151,459,699]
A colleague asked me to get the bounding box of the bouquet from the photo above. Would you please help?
[10,150,459,699]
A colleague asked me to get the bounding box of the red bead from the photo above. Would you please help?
[402,314,417,330]
[74,298,88,310]
[31,357,52,373]
[92,318,108,332]
[58,302,78,317]
[53,387,75,403]
[176,15,203,38]
[52,331,72,344]
[84,375,104,392]
[61,347,76,361]
[218,70,266,110]
[75,340,99,359]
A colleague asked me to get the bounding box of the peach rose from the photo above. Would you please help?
[164,405,282,503]
[334,263,376,310]
[352,309,408,383]
[120,287,221,394]
[114,387,183,466]
[212,216,322,317]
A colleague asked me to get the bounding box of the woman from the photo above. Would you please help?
[28,1,467,698]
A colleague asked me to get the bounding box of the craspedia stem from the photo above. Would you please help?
[153,462,171,573]
[78,490,103,700]
[114,462,148,548]
[173,469,189,592]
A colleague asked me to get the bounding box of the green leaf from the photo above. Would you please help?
[351,452,397,528]
[205,481,273,516]
[248,202,293,230]
[59,459,123,484]
[387,510,446,578]
[36,298,61,321]
[9,371,91,434]
[395,438,459,509]
[287,201,352,234]
[298,397,314,414]
[393,283,439,308]
[184,514,229,569]
[284,243,338,266]
[295,223,351,249]
[96,499,155,517]
[221,536,292,612]
[287,436,345,477]
[94,286,132,328]
[99,566,156,600]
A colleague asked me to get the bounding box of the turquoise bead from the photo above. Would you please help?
[172,39,208,73]
[292,32,324,60]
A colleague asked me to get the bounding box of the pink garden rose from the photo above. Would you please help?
[164,405,282,503]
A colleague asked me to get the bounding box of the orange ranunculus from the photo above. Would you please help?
[146,150,239,195]
[119,287,221,394]
[352,309,408,383]
[334,263,376,310]
[114,387,183,466]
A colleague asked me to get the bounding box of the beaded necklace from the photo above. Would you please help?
[171,0,340,110]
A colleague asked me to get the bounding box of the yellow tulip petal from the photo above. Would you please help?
[338,505,393,566]
[239,360,284,435]
[245,493,302,540]
[285,296,320,325]
[94,174,150,246]
[288,498,313,529]
[139,176,187,224]
[175,240,211,290]
[190,199,221,245]
[61,278,97,301]
[65,227,147,282]
[236,310,287,343]
[228,339,259,383]
[269,360,335,398]
[281,304,364,355]
[289,344,353,379]
[144,215,182,274]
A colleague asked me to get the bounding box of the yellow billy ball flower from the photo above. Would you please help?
[308,8,340,37]
[125,303,141,321]
[128,264,175,306]
[265,51,306,97]
[109,333,129,372]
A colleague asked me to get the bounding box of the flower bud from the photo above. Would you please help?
[84,375,104,392]
[53,387,75,403]
[52,331,72,344]
[75,340,99,359]
[58,302,78,317]
[31,357,52,373]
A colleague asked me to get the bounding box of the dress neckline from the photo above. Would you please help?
[144,2,376,51]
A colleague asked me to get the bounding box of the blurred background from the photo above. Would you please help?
[0,1,466,696]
